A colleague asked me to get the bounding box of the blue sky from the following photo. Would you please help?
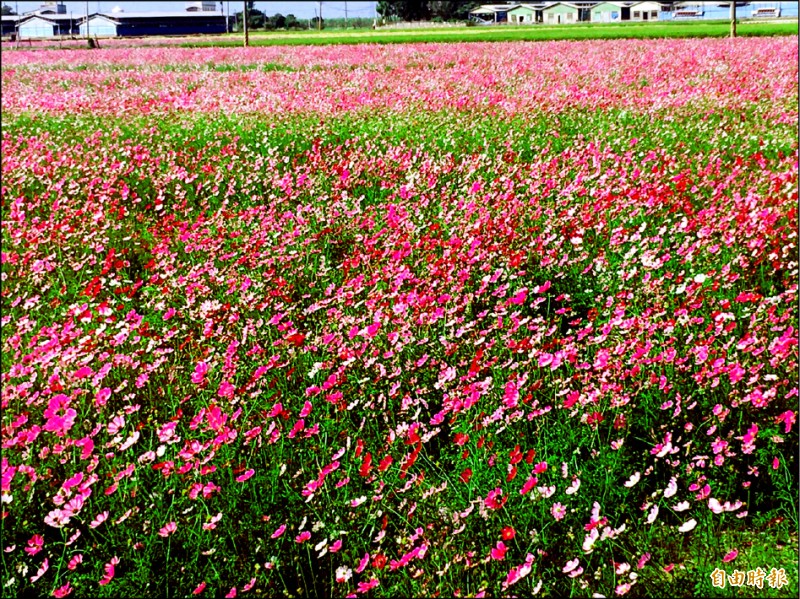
[5,1,378,19]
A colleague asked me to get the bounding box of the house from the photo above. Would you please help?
[540,2,581,24]
[506,3,545,24]
[590,2,624,22]
[79,11,228,37]
[1,15,22,37]
[751,4,781,18]
[628,1,662,20]
[185,1,219,11]
[18,14,79,37]
[469,4,515,23]
[30,1,66,15]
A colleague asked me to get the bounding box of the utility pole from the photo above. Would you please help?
[344,1,348,29]
[243,1,249,46]
[85,0,89,39]
[730,2,736,38]
[318,1,322,31]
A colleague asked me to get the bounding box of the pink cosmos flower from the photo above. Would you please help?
[25,534,44,556]
[74,366,93,379]
[98,557,119,586]
[519,475,538,495]
[90,511,109,528]
[491,541,507,561]
[53,582,73,597]
[616,582,632,595]
[330,539,343,553]
[295,531,311,543]
[355,552,370,574]
[722,549,738,563]
[158,522,177,537]
[30,558,49,583]
[271,524,286,539]
[551,502,566,521]
[193,582,207,595]
[236,469,255,483]
[95,387,112,407]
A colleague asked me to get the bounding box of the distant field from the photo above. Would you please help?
[181,19,799,47]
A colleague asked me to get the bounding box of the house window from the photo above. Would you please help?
[651,10,658,19]
[566,12,574,21]
[633,11,640,19]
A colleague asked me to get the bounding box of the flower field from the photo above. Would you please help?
[1,38,798,598]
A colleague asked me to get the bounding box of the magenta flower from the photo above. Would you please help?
[158,522,177,538]
[491,541,507,561]
[295,531,311,543]
[236,469,255,483]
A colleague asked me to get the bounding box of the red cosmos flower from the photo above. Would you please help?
[378,455,393,472]
[501,526,516,540]
[453,433,469,446]
[506,466,518,482]
[586,411,604,427]
[509,445,523,465]
[286,333,305,347]
[459,468,472,484]
[372,554,387,570]
[358,453,372,477]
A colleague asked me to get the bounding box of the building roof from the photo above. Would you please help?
[541,2,582,9]
[93,11,224,19]
[507,3,548,11]
[20,13,82,22]
[469,4,519,14]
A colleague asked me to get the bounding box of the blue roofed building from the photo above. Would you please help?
[79,10,228,37]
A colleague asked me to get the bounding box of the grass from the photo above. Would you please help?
[180,19,799,47]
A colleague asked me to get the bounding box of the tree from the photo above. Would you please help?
[428,1,457,20]
[376,1,399,20]
[270,12,286,29]
[1,4,16,15]
[233,4,265,30]
[310,16,324,29]
[285,13,300,29]
[453,1,482,21]
[399,0,430,21]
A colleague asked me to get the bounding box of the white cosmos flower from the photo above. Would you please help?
[677,519,697,533]
[663,477,678,498]
[624,472,640,487]
[672,501,691,512]
[563,558,580,573]
[646,504,659,524]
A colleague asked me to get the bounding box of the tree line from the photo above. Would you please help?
[377,1,483,22]
[232,1,487,31]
